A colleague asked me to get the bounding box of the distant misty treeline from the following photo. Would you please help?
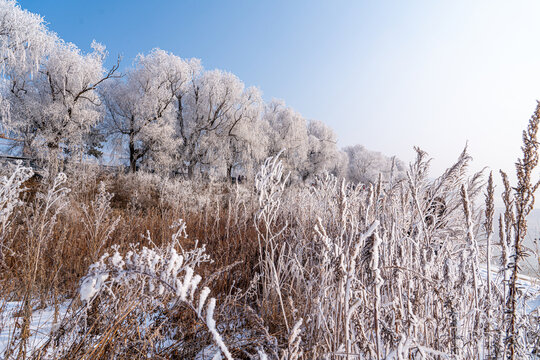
[0,0,404,184]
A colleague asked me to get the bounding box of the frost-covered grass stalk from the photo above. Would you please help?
[0,162,33,252]
[254,151,292,334]
[505,101,540,359]
[80,182,120,262]
[484,172,495,357]
[371,231,383,360]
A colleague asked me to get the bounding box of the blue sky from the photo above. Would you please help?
[18,0,540,181]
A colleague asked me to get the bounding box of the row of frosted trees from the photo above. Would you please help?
[0,0,404,183]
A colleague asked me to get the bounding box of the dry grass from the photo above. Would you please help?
[1,173,262,302]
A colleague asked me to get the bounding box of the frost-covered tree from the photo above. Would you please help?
[101,51,178,172]
[0,0,55,82]
[216,86,265,179]
[0,0,56,139]
[328,149,349,179]
[300,119,340,181]
[264,100,309,181]
[3,39,118,163]
[263,101,344,182]
[101,49,266,178]
[170,66,263,179]
[344,144,405,185]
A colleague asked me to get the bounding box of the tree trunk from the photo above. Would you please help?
[129,135,137,173]
[227,164,233,182]
[47,142,61,183]
[187,161,196,179]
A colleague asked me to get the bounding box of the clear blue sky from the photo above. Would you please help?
[17,0,540,182]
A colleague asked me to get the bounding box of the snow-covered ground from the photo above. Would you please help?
[0,301,70,357]
[494,208,540,277]
[479,265,540,313]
